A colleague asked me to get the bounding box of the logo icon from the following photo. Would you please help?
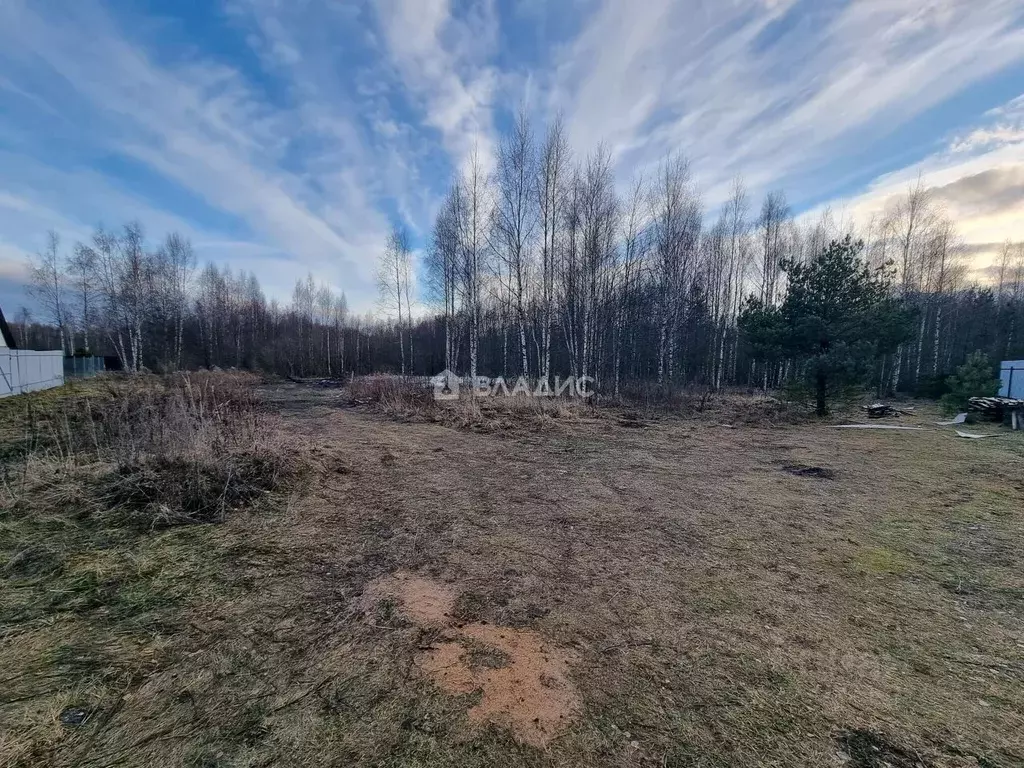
[432,369,460,400]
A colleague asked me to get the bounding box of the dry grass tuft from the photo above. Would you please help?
[103,452,292,528]
[2,371,302,530]
[344,374,432,407]
[0,373,309,768]
[434,394,594,433]
[608,381,812,425]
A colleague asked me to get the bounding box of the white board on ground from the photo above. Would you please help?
[833,425,926,431]
[954,430,1004,440]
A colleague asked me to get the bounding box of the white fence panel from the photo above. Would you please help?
[0,350,65,398]
[0,352,11,397]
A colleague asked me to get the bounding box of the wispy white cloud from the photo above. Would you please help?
[0,244,31,282]
[372,0,501,174]
[551,0,1024,207]
[951,95,1024,154]
[0,160,346,314]
[227,0,453,236]
[0,182,96,252]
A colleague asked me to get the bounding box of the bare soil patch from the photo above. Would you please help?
[782,463,836,479]
[364,571,580,746]
[417,624,579,748]
[361,570,457,626]
[835,728,948,768]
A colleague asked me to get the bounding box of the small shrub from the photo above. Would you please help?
[941,351,1001,412]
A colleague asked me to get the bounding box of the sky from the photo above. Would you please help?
[1,0,1023,318]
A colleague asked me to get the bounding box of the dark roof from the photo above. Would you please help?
[0,306,17,349]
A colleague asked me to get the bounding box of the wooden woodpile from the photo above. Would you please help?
[968,397,1024,426]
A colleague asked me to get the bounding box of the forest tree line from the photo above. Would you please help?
[380,114,1024,397]
[16,113,1024,397]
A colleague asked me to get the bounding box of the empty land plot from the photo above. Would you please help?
[2,377,1023,767]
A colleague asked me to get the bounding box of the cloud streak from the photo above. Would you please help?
[0,0,394,309]
[552,0,1024,208]
[801,91,1024,274]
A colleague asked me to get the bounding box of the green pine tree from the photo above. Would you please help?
[940,351,1001,412]
[740,236,914,416]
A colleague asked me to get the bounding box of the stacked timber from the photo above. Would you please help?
[968,397,1024,421]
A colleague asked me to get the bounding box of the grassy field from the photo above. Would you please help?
[2,374,1022,767]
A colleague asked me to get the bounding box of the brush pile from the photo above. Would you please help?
[862,403,915,419]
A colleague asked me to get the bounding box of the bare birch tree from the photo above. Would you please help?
[378,224,413,375]
[460,149,489,383]
[722,178,751,384]
[650,156,701,388]
[67,241,99,353]
[492,109,537,378]
[612,176,647,396]
[757,190,789,307]
[426,182,464,373]
[317,283,334,375]
[26,230,70,353]
[926,217,964,374]
[333,292,348,373]
[162,232,194,369]
[88,222,152,372]
[537,117,568,386]
[886,178,936,390]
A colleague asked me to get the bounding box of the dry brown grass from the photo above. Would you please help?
[1,371,301,529]
[343,374,597,432]
[338,374,818,434]
[2,377,1023,767]
[0,373,309,768]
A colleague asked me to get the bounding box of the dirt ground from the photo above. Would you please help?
[3,380,1024,767]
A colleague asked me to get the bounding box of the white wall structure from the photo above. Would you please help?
[0,349,65,397]
[1001,361,1024,399]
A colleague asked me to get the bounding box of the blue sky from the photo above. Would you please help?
[1,0,1023,316]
